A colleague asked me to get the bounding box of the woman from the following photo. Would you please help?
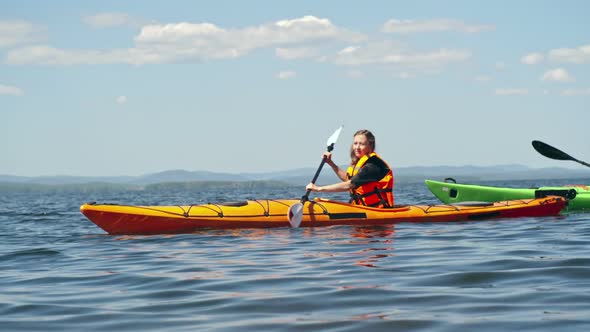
[306,129,394,208]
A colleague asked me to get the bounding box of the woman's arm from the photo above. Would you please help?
[306,180,353,193]
[324,153,348,181]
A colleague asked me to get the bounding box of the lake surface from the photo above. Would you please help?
[1,179,590,331]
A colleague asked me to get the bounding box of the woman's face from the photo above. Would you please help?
[352,134,372,159]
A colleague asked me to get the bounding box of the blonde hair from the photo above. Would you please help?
[349,129,376,165]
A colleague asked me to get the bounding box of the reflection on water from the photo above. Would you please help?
[350,225,396,240]
[349,226,396,268]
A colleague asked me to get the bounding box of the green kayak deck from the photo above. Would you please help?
[425,179,590,212]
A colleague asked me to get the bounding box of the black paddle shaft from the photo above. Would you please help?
[301,143,335,202]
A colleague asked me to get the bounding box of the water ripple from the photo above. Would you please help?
[1,182,590,331]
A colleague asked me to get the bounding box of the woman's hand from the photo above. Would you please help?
[322,151,334,165]
[306,183,321,192]
[322,152,334,165]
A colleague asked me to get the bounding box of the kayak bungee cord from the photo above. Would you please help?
[86,199,298,219]
[419,198,539,214]
[87,196,549,220]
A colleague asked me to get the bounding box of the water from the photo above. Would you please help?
[1,179,590,331]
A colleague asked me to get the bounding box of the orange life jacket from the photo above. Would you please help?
[346,152,394,208]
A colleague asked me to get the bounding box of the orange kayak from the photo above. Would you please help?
[80,196,566,235]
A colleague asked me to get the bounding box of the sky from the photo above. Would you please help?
[1,0,589,176]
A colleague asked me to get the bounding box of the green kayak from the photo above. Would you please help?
[425,179,590,212]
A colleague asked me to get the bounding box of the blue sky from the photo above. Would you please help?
[1,0,589,176]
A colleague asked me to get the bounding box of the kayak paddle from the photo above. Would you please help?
[288,126,343,228]
[532,140,590,168]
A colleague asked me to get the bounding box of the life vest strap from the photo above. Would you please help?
[350,187,392,208]
[373,186,391,208]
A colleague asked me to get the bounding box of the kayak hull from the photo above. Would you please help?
[425,180,590,212]
[80,197,566,235]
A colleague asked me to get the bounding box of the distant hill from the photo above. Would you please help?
[393,164,589,183]
[130,169,248,184]
[0,164,588,188]
[0,170,247,186]
[0,174,135,185]
[260,164,589,185]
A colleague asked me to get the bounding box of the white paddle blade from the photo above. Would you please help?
[326,126,343,147]
[288,203,304,228]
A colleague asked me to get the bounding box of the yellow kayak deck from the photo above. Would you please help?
[80,196,566,235]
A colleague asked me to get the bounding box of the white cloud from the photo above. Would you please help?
[521,52,544,65]
[549,45,590,64]
[134,15,364,58]
[4,45,158,65]
[275,47,317,60]
[541,68,573,82]
[495,88,528,96]
[332,41,471,69]
[0,84,24,96]
[277,70,296,80]
[495,62,505,70]
[382,19,494,34]
[1,15,474,75]
[84,13,135,28]
[339,46,361,55]
[518,45,590,66]
[475,75,491,82]
[116,95,127,104]
[561,88,590,96]
[4,16,365,65]
[0,20,46,48]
